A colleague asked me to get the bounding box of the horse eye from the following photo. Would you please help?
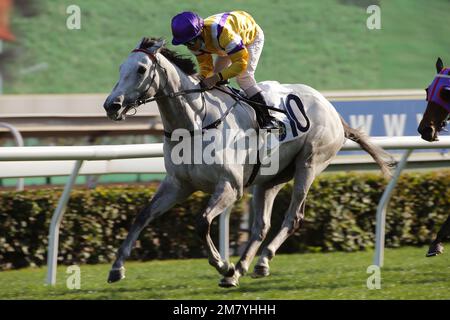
[137,66,147,75]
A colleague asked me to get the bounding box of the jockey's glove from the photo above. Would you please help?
[201,73,221,89]
[193,73,205,81]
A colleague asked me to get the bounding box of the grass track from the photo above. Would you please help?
[0,246,449,299]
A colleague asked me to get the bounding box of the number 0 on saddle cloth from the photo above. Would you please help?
[258,81,311,143]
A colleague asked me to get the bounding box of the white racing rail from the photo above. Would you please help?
[1,136,450,285]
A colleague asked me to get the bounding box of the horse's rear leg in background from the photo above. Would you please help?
[196,180,238,279]
[426,215,450,257]
[220,182,286,288]
[108,176,193,283]
[254,163,316,277]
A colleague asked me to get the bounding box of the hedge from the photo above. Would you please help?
[0,171,449,270]
[268,171,450,253]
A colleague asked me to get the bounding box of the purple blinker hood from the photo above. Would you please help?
[426,68,450,113]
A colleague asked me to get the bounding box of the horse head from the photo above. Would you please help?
[418,57,450,141]
[103,37,165,121]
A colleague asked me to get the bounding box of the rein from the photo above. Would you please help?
[135,87,207,106]
[126,48,286,139]
[127,48,245,139]
[124,46,284,187]
[213,85,288,115]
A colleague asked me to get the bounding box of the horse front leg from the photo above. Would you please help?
[426,215,450,257]
[108,176,193,283]
[196,180,238,279]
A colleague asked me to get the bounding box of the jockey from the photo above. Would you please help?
[171,11,278,130]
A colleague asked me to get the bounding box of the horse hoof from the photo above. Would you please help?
[107,267,125,283]
[251,265,270,278]
[426,243,444,257]
[219,276,239,288]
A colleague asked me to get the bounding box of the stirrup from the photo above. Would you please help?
[260,117,278,131]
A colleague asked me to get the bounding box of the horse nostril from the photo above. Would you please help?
[114,95,124,105]
[110,103,122,112]
[104,102,120,114]
[104,95,124,113]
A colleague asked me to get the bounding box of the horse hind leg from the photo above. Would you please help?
[254,164,315,277]
[220,182,286,287]
[252,121,342,276]
[426,215,450,257]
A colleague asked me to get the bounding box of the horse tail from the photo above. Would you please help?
[340,116,396,178]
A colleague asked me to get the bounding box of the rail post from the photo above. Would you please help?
[46,160,83,285]
[373,149,412,267]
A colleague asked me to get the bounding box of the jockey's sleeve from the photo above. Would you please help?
[221,48,248,80]
[191,50,214,78]
[217,27,249,80]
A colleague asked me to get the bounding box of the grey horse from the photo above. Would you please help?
[103,38,393,287]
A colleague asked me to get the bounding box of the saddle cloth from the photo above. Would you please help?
[225,81,311,162]
[225,81,310,144]
[257,81,311,143]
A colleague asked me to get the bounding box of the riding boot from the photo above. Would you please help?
[249,92,278,130]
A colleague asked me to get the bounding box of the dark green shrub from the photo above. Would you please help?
[269,171,450,253]
[0,171,448,270]
[0,185,246,270]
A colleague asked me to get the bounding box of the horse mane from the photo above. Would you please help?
[139,37,197,75]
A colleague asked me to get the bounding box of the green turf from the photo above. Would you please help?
[0,246,449,299]
[4,0,450,94]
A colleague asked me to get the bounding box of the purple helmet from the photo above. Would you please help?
[171,11,204,45]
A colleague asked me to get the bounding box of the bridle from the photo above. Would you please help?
[119,46,287,138]
[121,47,241,138]
[116,45,285,187]
[117,48,209,120]
[425,68,450,132]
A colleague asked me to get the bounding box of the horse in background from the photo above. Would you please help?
[418,57,450,257]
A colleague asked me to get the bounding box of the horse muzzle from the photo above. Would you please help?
[418,125,438,142]
[104,95,125,121]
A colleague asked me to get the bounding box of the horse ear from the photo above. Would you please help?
[149,39,166,54]
[436,57,444,73]
[136,37,148,49]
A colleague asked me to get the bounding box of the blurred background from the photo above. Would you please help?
[0,0,450,300]
[1,0,450,188]
[3,0,450,93]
